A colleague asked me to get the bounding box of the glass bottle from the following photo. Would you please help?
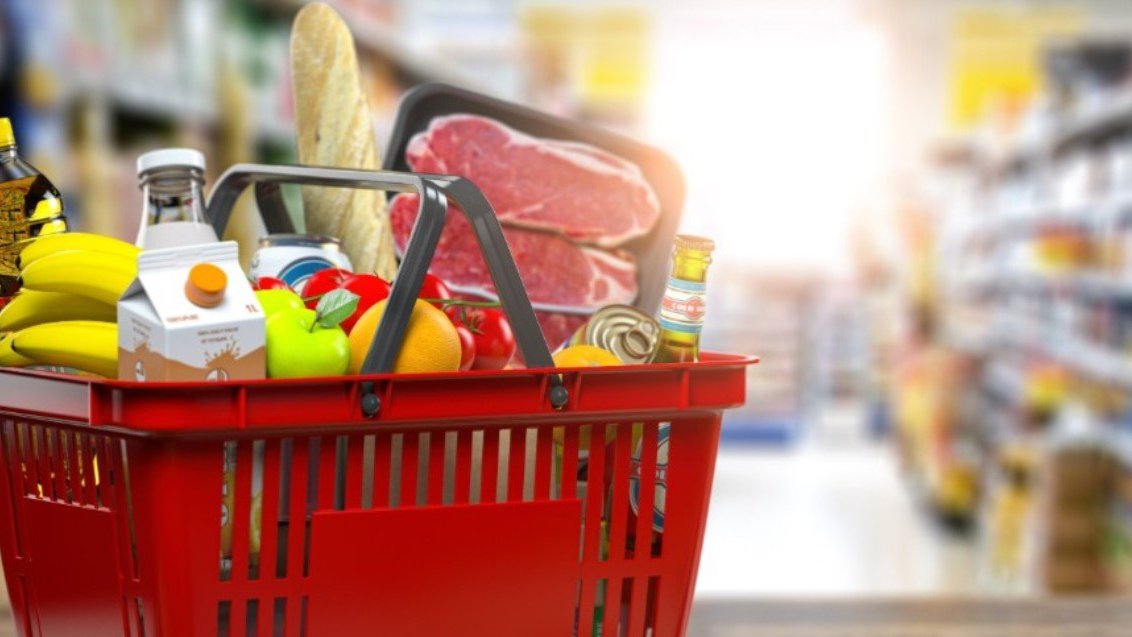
[0,117,65,295]
[654,235,715,363]
[136,148,218,249]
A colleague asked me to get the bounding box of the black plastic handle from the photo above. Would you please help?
[207,164,567,415]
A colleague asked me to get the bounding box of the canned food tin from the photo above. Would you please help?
[248,234,353,290]
[629,423,668,534]
[567,305,660,364]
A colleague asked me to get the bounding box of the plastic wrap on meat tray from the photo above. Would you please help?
[390,194,637,310]
[406,114,661,247]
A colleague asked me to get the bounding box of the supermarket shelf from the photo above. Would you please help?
[970,205,1096,240]
[994,89,1132,173]
[955,316,1132,389]
[959,270,1132,302]
[265,0,471,88]
[66,74,294,145]
[1058,90,1132,150]
[965,193,1132,242]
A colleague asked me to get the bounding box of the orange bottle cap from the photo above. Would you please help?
[185,263,227,308]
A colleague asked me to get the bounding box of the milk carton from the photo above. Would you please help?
[118,241,265,381]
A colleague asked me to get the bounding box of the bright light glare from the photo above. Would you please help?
[647,4,890,272]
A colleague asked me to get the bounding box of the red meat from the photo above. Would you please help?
[390,194,637,311]
[406,114,660,247]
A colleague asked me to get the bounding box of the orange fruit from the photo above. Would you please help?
[348,298,461,374]
[553,345,622,368]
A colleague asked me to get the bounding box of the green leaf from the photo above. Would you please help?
[315,289,359,329]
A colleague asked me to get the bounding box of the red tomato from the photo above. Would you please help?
[444,303,465,326]
[340,273,391,333]
[300,268,352,309]
[465,308,516,370]
[254,276,289,291]
[418,273,452,307]
[455,324,476,371]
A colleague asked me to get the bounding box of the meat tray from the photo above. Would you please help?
[382,82,686,318]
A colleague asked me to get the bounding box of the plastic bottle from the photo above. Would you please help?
[136,148,218,249]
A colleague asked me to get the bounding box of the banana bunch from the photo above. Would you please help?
[0,233,140,377]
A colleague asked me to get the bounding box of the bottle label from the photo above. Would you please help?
[659,278,706,333]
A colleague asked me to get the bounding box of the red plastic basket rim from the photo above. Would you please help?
[0,352,757,436]
[0,351,756,389]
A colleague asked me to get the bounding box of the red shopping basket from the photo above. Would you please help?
[0,166,756,637]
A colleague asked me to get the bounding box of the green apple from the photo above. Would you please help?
[256,289,305,317]
[265,308,351,378]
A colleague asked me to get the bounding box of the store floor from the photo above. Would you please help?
[694,413,980,598]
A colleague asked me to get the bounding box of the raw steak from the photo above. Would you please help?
[390,194,637,310]
[406,114,660,247]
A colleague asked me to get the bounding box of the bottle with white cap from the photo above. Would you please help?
[136,148,219,249]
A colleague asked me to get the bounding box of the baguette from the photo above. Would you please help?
[290,3,397,279]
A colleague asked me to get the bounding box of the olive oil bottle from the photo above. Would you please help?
[0,117,65,295]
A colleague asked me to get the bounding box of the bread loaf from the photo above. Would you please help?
[291,3,397,279]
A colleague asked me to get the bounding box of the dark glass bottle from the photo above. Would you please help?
[0,117,64,295]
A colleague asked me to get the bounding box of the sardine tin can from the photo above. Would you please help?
[567,305,660,364]
[249,234,353,290]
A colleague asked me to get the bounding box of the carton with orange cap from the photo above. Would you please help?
[118,241,266,381]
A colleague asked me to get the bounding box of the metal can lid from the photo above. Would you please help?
[584,305,660,364]
[257,234,342,252]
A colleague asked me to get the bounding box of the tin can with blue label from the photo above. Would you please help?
[629,422,669,535]
[249,234,352,291]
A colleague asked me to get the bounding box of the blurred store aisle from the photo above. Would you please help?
[697,409,979,597]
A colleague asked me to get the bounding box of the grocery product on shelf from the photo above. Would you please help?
[984,445,1038,590]
[655,235,714,364]
[290,3,397,280]
[1105,436,1132,591]
[1040,405,1115,593]
[118,242,265,381]
[564,304,660,365]
[0,117,66,295]
[248,234,353,292]
[136,148,219,249]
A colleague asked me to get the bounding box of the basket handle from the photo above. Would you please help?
[207,164,568,415]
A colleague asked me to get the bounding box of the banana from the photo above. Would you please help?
[19,232,140,269]
[10,321,118,378]
[0,290,117,332]
[19,250,137,305]
[34,219,68,237]
[0,333,35,368]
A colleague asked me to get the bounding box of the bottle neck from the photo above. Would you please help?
[0,144,17,163]
[670,251,712,283]
[141,170,208,225]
